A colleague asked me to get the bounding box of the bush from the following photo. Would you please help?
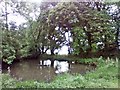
[1,74,17,88]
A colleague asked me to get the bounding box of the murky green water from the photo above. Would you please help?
[2,59,95,82]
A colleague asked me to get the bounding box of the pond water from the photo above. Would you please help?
[2,59,95,82]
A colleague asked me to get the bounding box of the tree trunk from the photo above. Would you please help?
[41,46,44,54]
[116,24,120,50]
[5,1,8,30]
[87,32,92,53]
[51,48,55,55]
[51,60,54,67]
[104,35,108,51]
[68,31,71,55]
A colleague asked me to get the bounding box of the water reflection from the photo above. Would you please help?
[2,59,95,82]
[54,61,69,74]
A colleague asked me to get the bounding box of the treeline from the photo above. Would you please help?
[1,0,120,64]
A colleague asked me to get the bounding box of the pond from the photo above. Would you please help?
[2,59,95,82]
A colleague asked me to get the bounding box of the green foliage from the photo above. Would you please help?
[72,27,88,55]
[2,28,31,64]
[77,56,105,64]
[2,31,16,64]
[1,1,118,63]
[16,80,38,88]
[1,1,119,89]
[72,8,116,54]
[1,74,17,88]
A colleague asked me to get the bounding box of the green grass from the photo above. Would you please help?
[1,57,119,88]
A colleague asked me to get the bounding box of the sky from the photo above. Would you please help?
[28,0,42,3]
[0,1,26,26]
[26,0,120,3]
[17,0,42,3]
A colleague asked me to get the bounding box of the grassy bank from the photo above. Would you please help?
[1,58,119,88]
